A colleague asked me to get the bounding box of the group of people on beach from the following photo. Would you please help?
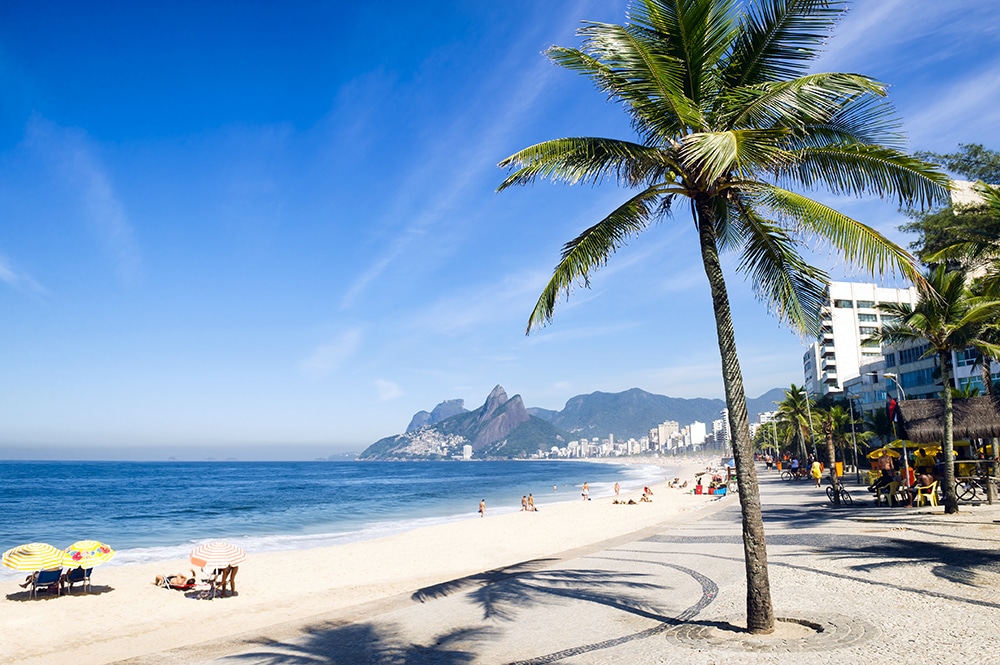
[520,494,538,511]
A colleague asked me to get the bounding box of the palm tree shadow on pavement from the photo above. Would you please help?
[411,558,669,623]
[819,537,1000,588]
[218,623,492,665]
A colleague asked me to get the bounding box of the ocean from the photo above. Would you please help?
[0,459,670,578]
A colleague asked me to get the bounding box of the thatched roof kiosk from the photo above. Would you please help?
[898,396,1000,443]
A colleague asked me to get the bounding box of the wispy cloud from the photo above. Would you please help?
[339,11,569,310]
[0,256,47,296]
[25,116,140,281]
[903,62,1000,150]
[298,327,363,379]
[374,379,403,401]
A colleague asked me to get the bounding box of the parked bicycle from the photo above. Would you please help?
[955,475,1000,502]
[825,484,853,506]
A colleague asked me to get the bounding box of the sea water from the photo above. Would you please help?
[0,460,670,578]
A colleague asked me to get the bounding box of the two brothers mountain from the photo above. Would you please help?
[358,385,783,460]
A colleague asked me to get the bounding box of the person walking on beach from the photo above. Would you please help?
[479,499,485,518]
[614,482,620,499]
[521,495,528,511]
[527,493,536,511]
[582,482,590,500]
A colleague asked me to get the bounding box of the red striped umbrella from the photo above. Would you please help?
[189,542,247,569]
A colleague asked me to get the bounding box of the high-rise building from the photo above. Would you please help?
[803,281,919,395]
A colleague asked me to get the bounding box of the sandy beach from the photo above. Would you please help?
[2,460,718,665]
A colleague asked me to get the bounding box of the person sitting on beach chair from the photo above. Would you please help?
[155,570,197,590]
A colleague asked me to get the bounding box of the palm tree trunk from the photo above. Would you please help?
[982,360,999,504]
[696,198,775,634]
[825,426,840,506]
[942,352,958,513]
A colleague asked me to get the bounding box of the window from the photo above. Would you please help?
[834,299,853,308]
[862,351,881,359]
[885,352,896,367]
[956,348,980,367]
[859,326,879,336]
[856,300,875,309]
[899,344,929,364]
[875,390,887,401]
[858,313,878,322]
[901,367,935,388]
[881,314,900,324]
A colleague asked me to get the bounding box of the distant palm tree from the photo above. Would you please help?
[876,266,1000,513]
[816,406,847,504]
[498,0,947,632]
[863,406,893,448]
[776,384,814,462]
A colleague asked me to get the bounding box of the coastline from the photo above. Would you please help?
[2,460,719,665]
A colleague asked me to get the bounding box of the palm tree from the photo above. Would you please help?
[816,405,849,504]
[776,384,814,462]
[497,0,948,632]
[876,265,1000,513]
[863,406,893,448]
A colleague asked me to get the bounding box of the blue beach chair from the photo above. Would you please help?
[29,568,63,599]
[64,567,93,594]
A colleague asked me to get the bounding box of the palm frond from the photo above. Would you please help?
[549,21,702,137]
[631,0,739,106]
[680,129,791,184]
[731,202,828,334]
[784,144,951,209]
[497,137,672,191]
[717,73,889,135]
[784,94,906,151]
[726,0,846,87]
[527,186,669,332]
[756,185,923,283]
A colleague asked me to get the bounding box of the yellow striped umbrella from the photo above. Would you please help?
[63,540,116,569]
[190,542,247,569]
[2,543,65,571]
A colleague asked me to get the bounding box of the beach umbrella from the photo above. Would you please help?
[63,540,116,568]
[866,447,901,460]
[2,543,64,571]
[190,542,246,569]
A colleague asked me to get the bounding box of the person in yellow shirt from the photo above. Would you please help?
[913,448,936,474]
[811,460,823,488]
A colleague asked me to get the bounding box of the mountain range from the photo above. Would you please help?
[357,385,784,460]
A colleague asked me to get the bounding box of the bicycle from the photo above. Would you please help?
[825,484,853,506]
[955,475,1000,502]
[780,468,808,481]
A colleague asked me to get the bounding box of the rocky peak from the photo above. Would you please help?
[477,385,509,424]
[472,392,529,451]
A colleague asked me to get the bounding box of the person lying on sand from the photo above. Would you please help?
[154,570,197,589]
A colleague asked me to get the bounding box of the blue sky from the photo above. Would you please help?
[1,1,998,460]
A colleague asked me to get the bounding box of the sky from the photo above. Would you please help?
[1,1,998,460]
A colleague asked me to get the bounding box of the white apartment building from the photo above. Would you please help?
[803,281,919,395]
[689,421,707,449]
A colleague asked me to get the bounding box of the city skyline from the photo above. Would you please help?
[1,1,998,459]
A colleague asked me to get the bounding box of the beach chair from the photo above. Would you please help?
[876,482,901,507]
[29,568,63,599]
[64,567,93,594]
[914,480,939,507]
